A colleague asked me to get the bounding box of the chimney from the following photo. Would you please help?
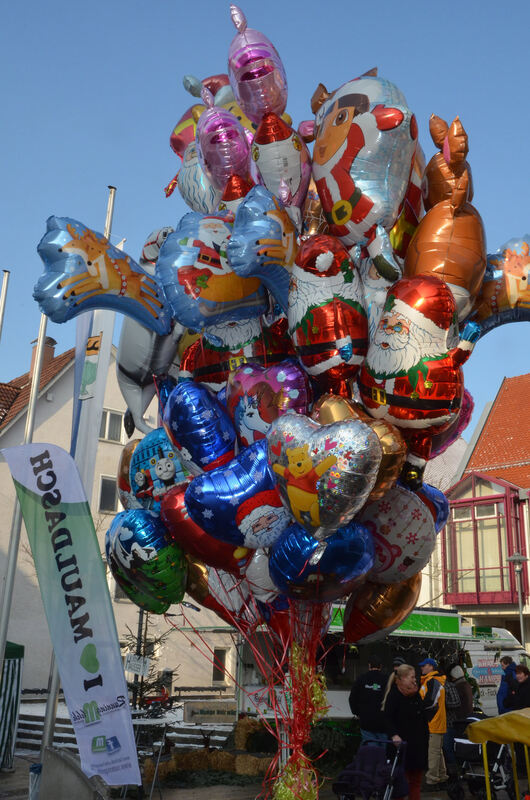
[30,336,57,377]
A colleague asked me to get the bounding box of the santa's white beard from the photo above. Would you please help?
[204,318,262,349]
[367,320,445,376]
[178,160,220,215]
[288,265,364,330]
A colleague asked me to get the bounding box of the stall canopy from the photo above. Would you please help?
[467,708,530,746]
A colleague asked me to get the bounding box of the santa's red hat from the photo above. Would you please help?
[384,275,458,342]
[235,490,283,534]
[295,234,354,278]
[254,112,293,145]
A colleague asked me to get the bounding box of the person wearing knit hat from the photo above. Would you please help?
[359,274,480,489]
[443,664,473,777]
[235,489,291,548]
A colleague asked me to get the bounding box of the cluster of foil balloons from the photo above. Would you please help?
[34,5,530,644]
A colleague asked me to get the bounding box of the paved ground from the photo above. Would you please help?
[0,755,457,799]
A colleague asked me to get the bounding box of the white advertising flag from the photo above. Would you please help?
[2,443,140,786]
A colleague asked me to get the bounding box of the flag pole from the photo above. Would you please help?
[0,313,48,682]
[41,186,117,754]
[0,270,11,343]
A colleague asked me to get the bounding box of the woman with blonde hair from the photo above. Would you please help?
[383,664,432,800]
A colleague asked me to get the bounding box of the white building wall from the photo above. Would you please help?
[0,350,236,694]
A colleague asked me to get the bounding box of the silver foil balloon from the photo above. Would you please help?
[268,412,382,539]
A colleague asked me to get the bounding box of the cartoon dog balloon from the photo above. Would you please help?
[311,72,418,281]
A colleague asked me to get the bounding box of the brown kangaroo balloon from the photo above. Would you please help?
[404,115,487,320]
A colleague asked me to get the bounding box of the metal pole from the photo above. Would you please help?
[40,653,60,758]
[104,186,117,240]
[41,185,118,752]
[0,270,10,343]
[0,314,48,680]
[132,608,145,710]
[516,565,526,648]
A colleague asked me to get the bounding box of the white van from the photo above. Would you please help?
[322,608,529,718]
[459,625,530,716]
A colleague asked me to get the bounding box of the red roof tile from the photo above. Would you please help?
[464,373,530,489]
[0,347,75,432]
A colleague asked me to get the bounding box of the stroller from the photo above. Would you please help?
[332,741,407,800]
[448,715,517,800]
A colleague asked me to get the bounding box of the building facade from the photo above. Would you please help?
[423,374,530,645]
[0,339,237,695]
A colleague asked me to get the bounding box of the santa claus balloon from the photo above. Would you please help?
[358,274,480,488]
[288,234,368,396]
[235,489,292,549]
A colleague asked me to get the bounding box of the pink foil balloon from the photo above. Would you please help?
[228,4,288,125]
[196,87,251,191]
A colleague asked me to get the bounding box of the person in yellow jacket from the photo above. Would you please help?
[419,658,448,789]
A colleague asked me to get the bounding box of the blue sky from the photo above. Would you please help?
[3,0,529,432]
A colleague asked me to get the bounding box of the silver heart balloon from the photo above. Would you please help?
[267,412,382,539]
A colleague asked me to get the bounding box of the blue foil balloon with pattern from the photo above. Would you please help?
[106,509,188,607]
[34,216,172,334]
[105,526,170,614]
[269,521,374,602]
[416,482,450,532]
[129,427,188,512]
[184,439,291,548]
[155,212,268,332]
[154,375,177,424]
[162,381,236,476]
[227,185,299,313]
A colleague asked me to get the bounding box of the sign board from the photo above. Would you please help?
[124,653,151,678]
[183,700,237,724]
[470,657,503,686]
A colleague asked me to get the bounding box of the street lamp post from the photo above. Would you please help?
[507,553,529,649]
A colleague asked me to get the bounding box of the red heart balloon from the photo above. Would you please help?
[160,483,251,575]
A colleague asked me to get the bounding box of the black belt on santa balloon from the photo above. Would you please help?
[358,381,462,411]
[296,338,367,356]
[193,351,286,379]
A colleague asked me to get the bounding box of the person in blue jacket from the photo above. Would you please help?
[497,656,517,713]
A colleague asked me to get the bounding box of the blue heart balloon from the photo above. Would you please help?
[163,381,236,476]
[106,509,187,606]
[185,440,291,548]
[269,521,374,602]
[154,375,178,421]
[34,216,172,334]
[129,427,188,512]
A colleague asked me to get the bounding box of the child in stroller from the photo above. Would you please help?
[447,714,517,800]
[332,740,407,800]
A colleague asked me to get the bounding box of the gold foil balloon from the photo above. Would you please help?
[117,438,141,509]
[343,572,422,644]
[311,395,406,503]
[185,556,210,604]
[302,178,329,237]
